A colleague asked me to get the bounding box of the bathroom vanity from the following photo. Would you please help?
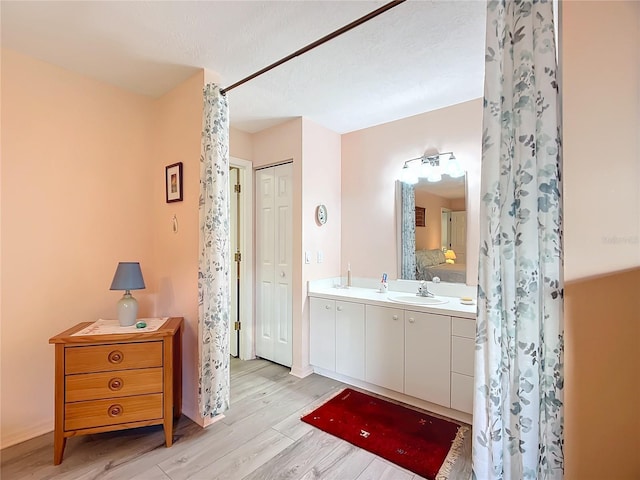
[308,279,476,423]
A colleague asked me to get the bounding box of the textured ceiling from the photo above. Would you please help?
[1,1,486,134]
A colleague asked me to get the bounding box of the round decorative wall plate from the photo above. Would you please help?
[316,204,328,225]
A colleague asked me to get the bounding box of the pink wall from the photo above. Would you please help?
[449,198,465,211]
[250,118,341,377]
[341,99,482,285]
[562,2,640,478]
[301,118,342,372]
[230,126,254,161]
[151,71,205,425]
[0,49,156,447]
[251,119,306,375]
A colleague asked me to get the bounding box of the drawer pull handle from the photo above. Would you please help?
[408,317,415,323]
[325,305,331,310]
[108,378,124,391]
[108,404,123,417]
[108,351,124,364]
[337,306,343,312]
[392,315,399,321]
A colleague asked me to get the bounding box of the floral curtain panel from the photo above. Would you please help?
[198,83,231,418]
[400,182,416,280]
[473,1,564,479]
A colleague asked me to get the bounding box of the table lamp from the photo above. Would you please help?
[445,249,457,264]
[110,262,146,326]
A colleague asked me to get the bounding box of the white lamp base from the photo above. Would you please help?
[117,292,138,327]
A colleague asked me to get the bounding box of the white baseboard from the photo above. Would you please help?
[290,364,314,378]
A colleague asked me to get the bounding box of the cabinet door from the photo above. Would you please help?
[451,372,474,414]
[405,311,451,407]
[335,301,365,380]
[365,305,404,392]
[309,298,335,371]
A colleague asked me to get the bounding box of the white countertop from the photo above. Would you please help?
[308,283,477,319]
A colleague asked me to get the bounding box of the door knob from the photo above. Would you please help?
[337,306,343,312]
[408,317,415,323]
[280,271,285,278]
[392,315,399,321]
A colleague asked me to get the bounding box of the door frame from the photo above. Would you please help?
[230,156,254,360]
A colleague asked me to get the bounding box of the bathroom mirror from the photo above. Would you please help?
[398,174,467,283]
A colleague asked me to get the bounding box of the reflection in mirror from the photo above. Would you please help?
[398,174,467,284]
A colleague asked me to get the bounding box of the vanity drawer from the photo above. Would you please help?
[451,336,474,376]
[65,342,163,374]
[452,317,475,339]
[451,373,474,414]
[64,393,163,431]
[65,368,163,402]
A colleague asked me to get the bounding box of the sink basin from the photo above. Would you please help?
[387,294,449,306]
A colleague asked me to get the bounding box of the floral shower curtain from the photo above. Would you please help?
[400,183,417,280]
[198,83,231,418]
[473,1,564,479]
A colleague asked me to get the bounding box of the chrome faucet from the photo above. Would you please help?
[417,281,435,297]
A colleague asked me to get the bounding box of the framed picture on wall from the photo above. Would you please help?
[165,162,183,203]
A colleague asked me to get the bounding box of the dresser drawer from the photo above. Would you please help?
[64,393,163,431]
[66,368,163,402]
[65,342,163,374]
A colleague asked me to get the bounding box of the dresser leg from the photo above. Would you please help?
[163,418,173,447]
[53,433,66,465]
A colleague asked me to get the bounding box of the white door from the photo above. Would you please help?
[365,305,404,392]
[335,301,365,381]
[450,211,467,264]
[255,163,293,367]
[405,311,451,407]
[309,298,335,371]
[229,167,239,358]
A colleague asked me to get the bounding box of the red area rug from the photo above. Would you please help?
[301,388,468,479]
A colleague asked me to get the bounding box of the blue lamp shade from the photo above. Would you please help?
[110,262,145,327]
[110,262,146,291]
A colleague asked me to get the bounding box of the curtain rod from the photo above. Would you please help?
[221,0,407,94]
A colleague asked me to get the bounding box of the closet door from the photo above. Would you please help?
[255,163,293,367]
[450,211,467,264]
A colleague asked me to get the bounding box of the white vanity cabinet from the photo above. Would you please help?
[365,305,405,392]
[405,311,451,408]
[308,287,476,422]
[309,297,365,380]
[450,316,475,414]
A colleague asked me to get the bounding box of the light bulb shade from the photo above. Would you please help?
[110,262,146,291]
[445,154,464,178]
[426,169,442,182]
[400,165,419,185]
[445,249,457,260]
[418,160,432,178]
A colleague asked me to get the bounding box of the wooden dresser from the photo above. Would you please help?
[49,317,183,465]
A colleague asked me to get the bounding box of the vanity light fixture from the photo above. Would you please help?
[399,152,464,184]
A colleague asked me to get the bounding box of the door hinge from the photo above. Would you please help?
[234,252,241,262]
[234,184,241,194]
[234,321,241,331]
